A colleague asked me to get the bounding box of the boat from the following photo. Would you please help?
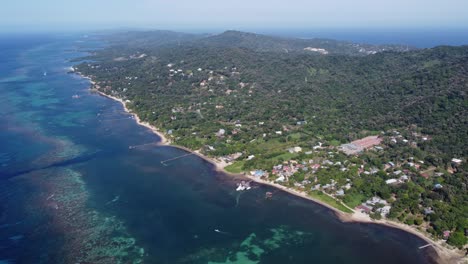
[236,181,251,191]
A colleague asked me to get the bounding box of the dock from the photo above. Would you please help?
[160,153,194,166]
[128,142,158,149]
[100,116,133,122]
[418,244,433,249]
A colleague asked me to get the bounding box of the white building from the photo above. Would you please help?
[386,179,398,184]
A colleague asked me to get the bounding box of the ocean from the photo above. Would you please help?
[0,34,439,263]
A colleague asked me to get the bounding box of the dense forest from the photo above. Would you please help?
[75,30,467,248]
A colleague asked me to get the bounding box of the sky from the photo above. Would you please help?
[1,0,468,32]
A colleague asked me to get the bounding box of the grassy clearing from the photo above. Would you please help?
[344,193,365,208]
[225,161,245,174]
[308,191,353,213]
[271,152,298,161]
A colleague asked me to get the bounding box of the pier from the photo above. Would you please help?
[160,153,194,166]
[99,116,133,122]
[418,244,433,249]
[128,142,158,149]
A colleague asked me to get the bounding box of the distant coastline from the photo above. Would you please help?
[76,70,466,264]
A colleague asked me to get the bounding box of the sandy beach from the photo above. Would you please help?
[94,90,171,145]
[80,73,466,264]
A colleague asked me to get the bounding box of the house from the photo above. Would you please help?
[251,170,266,178]
[443,230,451,239]
[275,176,285,182]
[247,155,255,160]
[399,175,409,181]
[356,205,372,214]
[367,196,387,205]
[420,173,430,179]
[423,208,434,215]
[339,143,362,155]
[296,121,307,125]
[313,142,323,150]
[288,146,302,153]
[377,205,392,216]
[275,131,282,135]
[311,164,321,170]
[336,189,345,196]
[311,184,321,190]
[386,179,398,184]
[216,129,226,137]
[451,158,462,165]
[434,183,443,189]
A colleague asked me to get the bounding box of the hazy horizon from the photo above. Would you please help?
[2,27,468,49]
[2,0,468,33]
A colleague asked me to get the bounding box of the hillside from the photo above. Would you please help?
[197,30,414,55]
[75,30,468,248]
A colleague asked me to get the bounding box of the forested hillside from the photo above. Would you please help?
[77,32,466,160]
[75,30,467,247]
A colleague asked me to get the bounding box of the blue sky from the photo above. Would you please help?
[1,0,468,32]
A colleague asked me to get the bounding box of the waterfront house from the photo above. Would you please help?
[356,205,372,214]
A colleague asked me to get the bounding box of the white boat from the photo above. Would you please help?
[236,185,246,191]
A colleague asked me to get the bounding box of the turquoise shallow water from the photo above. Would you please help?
[0,35,438,263]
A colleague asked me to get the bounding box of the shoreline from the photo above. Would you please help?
[245,176,463,264]
[79,73,465,264]
[93,89,171,145]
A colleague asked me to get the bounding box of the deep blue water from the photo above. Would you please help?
[0,35,440,263]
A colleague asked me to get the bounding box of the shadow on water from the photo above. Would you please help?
[0,150,102,180]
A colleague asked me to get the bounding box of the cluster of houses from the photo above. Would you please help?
[356,196,392,217]
[271,162,304,182]
[263,157,352,193]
